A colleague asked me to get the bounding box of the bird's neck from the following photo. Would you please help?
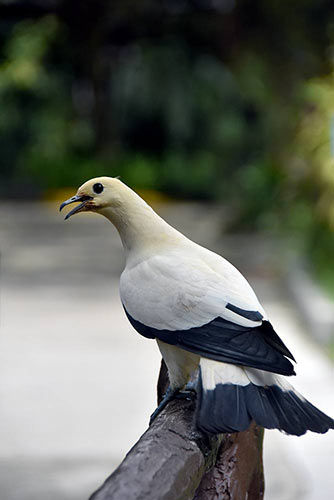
[99,194,185,263]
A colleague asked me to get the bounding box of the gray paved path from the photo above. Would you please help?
[0,201,333,500]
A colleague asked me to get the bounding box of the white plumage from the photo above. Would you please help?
[60,176,334,436]
[120,247,266,330]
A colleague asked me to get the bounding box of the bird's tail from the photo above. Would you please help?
[197,358,334,435]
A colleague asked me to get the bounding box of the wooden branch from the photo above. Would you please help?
[89,397,223,499]
[194,424,264,500]
[89,361,264,500]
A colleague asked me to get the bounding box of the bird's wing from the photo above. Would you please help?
[120,250,295,375]
[121,249,265,328]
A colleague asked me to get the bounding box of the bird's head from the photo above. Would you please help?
[60,175,184,256]
[59,176,126,220]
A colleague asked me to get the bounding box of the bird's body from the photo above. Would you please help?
[60,177,334,436]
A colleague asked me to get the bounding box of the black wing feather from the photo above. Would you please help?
[124,307,295,376]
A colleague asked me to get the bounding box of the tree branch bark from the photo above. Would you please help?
[89,360,264,500]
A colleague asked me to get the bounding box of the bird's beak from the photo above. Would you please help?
[59,194,93,220]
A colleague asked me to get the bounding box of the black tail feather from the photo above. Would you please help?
[197,372,334,436]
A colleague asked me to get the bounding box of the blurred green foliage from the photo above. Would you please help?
[286,78,334,295]
[0,1,333,291]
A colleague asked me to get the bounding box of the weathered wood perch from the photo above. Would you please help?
[89,361,264,500]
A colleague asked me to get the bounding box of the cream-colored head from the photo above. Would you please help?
[59,176,141,219]
[60,176,180,256]
[60,175,188,258]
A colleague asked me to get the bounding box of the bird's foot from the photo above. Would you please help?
[185,379,198,392]
[175,389,197,401]
[175,379,198,400]
[149,387,179,425]
[149,381,198,425]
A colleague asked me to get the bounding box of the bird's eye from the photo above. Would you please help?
[93,183,104,194]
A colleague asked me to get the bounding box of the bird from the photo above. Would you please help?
[60,176,334,436]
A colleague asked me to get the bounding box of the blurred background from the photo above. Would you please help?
[0,1,333,499]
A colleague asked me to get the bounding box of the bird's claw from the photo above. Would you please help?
[149,387,178,425]
[175,389,197,401]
